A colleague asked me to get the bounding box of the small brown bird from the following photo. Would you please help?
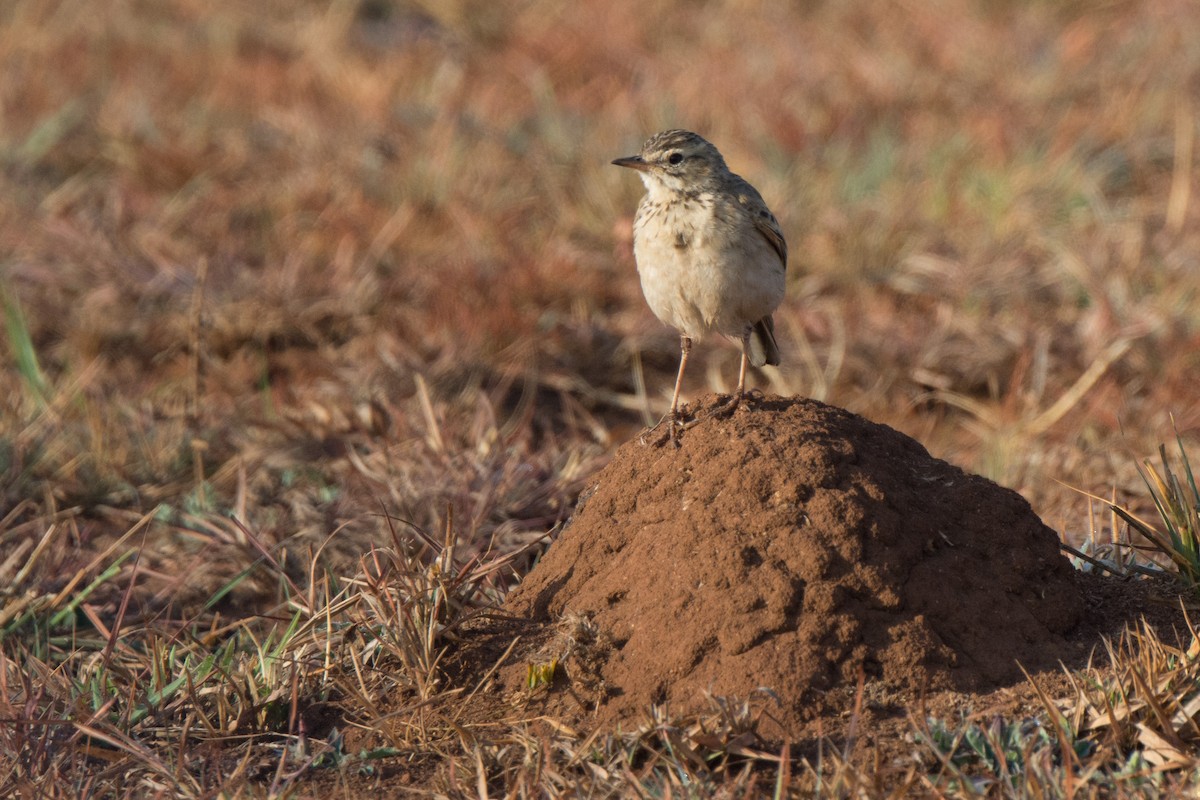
[613,129,786,438]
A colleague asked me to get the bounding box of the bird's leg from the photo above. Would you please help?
[735,333,749,400]
[711,328,751,418]
[640,335,694,446]
[670,335,692,420]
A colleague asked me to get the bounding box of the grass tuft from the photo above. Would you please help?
[1111,435,1200,588]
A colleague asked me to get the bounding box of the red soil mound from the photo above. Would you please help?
[503,394,1084,733]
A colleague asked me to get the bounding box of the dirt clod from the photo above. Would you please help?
[503,394,1085,735]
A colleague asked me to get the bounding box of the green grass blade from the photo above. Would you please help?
[1,280,49,405]
[49,551,137,628]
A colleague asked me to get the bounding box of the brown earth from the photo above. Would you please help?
[484,394,1139,738]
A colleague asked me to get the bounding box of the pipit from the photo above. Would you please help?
[613,129,786,440]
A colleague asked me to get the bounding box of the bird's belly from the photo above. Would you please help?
[634,230,784,340]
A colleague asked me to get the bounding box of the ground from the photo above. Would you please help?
[449,396,1193,779]
[3,1,1200,797]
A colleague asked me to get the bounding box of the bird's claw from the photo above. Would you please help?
[639,411,698,447]
[707,392,745,419]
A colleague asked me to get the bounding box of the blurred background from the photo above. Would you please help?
[2,0,1200,604]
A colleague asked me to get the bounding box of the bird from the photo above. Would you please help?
[612,129,787,441]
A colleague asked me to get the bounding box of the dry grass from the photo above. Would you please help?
[5,0,1200,795]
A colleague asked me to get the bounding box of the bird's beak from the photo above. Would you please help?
[611,155,649,172]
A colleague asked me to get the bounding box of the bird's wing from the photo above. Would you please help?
[734,179,788,270]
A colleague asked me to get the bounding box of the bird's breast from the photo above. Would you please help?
[630,193,785,339]
[632,197,726,336]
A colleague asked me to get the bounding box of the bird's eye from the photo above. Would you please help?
[668,152,684,165]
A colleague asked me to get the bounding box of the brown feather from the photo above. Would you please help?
[753,214,788,269]
[734,185,788,269]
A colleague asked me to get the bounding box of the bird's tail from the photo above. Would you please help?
[748,316,781,368]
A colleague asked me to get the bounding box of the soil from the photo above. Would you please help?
[463,394,1190,743]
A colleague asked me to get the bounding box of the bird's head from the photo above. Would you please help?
[612,129,726,194]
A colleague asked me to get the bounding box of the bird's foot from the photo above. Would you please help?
[639,410,699,447]
[709,388,766,420]
[707,392,745,419]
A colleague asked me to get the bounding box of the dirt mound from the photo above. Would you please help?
[503,394,1085,734]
